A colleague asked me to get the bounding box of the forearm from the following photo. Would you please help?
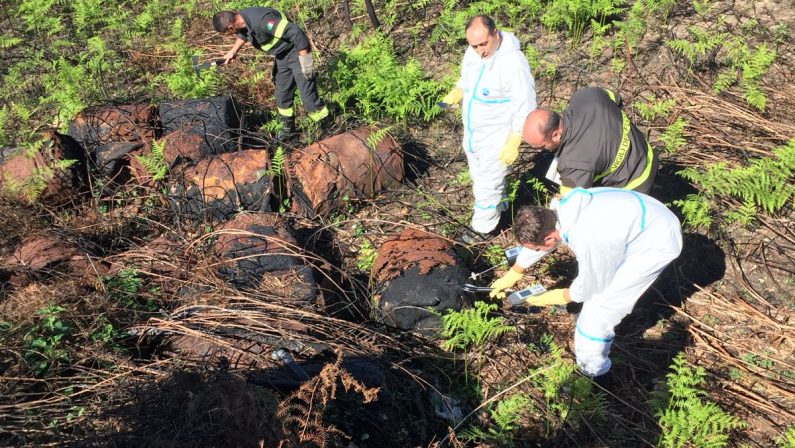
[229,38,246,55]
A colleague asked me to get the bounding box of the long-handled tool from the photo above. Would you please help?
[462,282,547,307]
[462,283,511,295]
[469,245,523,281]
[191,55,226,78]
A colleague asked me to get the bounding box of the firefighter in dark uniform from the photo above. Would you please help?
[213,8,329,140]
[522,87,657,194]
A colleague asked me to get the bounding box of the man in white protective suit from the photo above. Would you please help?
[489,187,683,378]
[438,15,536,243]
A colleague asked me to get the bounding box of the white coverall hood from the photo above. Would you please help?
[455,31,536,233]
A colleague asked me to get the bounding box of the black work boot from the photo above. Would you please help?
[275,115,297,141]
[457,229,492,246]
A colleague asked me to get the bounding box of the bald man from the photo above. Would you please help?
[522,88,657,194]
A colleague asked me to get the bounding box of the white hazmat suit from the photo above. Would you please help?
[515,187,683,376]
[455,31,536,233]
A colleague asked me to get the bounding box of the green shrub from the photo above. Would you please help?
[649,353,746,448]
[438,301,513,351]
[102,268,159,312]
[777,427,795,448]
[327,33,443,122]
[134,139,168,181]
[658,117,688,153]
[675,139,795,228]
[23,305,71,377]
[530,334,607,435]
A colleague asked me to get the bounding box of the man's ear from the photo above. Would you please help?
[543,230,560,247]
[551,127,562,143]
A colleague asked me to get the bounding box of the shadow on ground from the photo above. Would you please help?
[568,232,726,446]
[81,349,465,448]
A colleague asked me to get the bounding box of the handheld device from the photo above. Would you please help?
[506,283,547,306]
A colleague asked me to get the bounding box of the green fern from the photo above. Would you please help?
[665,26,725,66]
[634,96,676,122]
[159,44,219,98]
[71,0,104,35]
[530,334,607,435]
[269,146,285,177]
[366,126,393,151]
[328,33,443,122]
[541,0,625,45]
[613,0,646,51]
[711,39,775,111]
[355,239,377,273]
[491,394,531,431]
[0,105,9,146]
[0,35,23,49]
[438,301,514,351]
[677,140,795,219]
[658,117,688,153]
[1,140,76,202]
[692,0,713,17]
[723,198,756,227]
[673,194,712,230]
[134,140,167,181]
[711,69,736,94]
[649,353,746,448]
[777,426,795,448]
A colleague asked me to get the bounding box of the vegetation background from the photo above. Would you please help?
[0,0,793,446]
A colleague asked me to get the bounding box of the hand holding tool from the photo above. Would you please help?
[506,284,547,306]
[489,269,523,299]
[525,288,570,306]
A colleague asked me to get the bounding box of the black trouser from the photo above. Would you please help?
[272,49,324,115]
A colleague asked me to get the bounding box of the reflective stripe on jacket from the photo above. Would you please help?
[238,7,309,57]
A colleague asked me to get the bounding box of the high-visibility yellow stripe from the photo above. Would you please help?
[594,110,631,182]
[624,142,654,191]
[603,88,617,103]
[277,107,293,117]
[594,87,652,190]
[308,106,329,121]
[260,12,289,53]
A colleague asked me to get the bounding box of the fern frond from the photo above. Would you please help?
[658,117,688,153]
[439,301,513,351]
[491,394,531,431]
[134,140,167,181]
[0,35,23,49]
[270,146,284,177]
[366,126,393,151]
[651,353,746,448]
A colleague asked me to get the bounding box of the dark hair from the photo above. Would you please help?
[513,206,558,245]
[213,11,237,33]
[465,15,497,35]
[542,110,561,140]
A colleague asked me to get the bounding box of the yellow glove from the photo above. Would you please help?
[440,88,464,107]
[499,133,522,166]
[489,269,524,299]
[526,288,570,306]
